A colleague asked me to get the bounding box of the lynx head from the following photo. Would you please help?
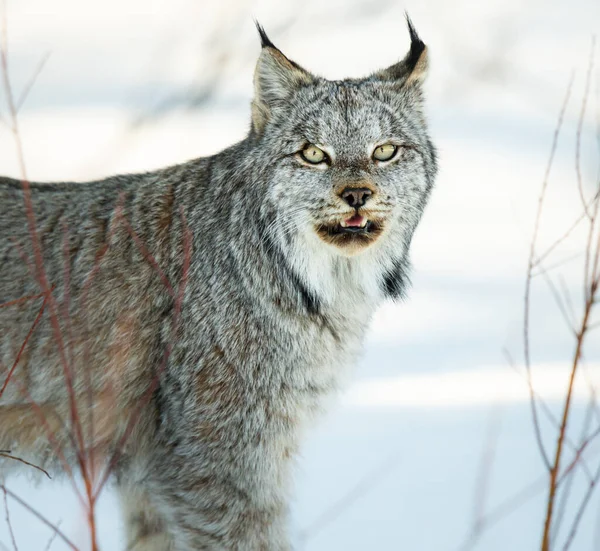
[249,18,437,300]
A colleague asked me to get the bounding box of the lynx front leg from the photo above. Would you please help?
[143,446,292,551]
[120,485,174,551]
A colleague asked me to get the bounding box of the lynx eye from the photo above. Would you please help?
[300,144,328,165]
[372,144,398,162]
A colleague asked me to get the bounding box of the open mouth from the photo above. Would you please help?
[316,213,383,249]
[334,214,372,234]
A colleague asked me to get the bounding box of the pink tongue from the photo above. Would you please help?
[345,214,365,227]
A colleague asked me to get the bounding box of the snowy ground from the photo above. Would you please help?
[1,0,600,549]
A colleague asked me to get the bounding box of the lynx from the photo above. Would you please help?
[0,18,437,550]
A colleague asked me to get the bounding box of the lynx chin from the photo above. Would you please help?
[0,17,437,551]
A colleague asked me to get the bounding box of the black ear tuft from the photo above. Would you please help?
[404,13,426,72]
[255,21,276,49]
[371,13,428,86]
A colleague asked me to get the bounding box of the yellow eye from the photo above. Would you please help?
[373,144,398,162]
[300,144,327,164]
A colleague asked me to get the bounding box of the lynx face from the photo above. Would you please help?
[252,21,437,259]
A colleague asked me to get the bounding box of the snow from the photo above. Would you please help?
[1,0,600,549]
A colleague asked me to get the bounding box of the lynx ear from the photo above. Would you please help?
[252,23,315,135]
[373,15,428,86]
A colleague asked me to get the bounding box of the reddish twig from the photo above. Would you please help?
[93,209,192,498]
[0,9,92,531]
[118,214,176,298]
[0,362,83,501]
[541,292,596,550]
[0,290,49,309]
[1,5,88,477]
[0,9,194,550]
[0,288,50,399]
[540,54,600,547]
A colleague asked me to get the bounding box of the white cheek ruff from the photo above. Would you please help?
[284,224,398,311]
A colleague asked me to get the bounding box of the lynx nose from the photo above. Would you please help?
[341,187,373,209]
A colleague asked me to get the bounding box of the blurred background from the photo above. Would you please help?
[1,0,600,549]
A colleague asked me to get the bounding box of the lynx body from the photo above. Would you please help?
[0,20,437,550]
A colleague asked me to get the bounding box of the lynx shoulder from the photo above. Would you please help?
[0,18,436,551]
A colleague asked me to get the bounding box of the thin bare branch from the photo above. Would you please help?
[537,265,577,336]
[1,8,92,501]
[93,209,192,498]
[525,73,575,472]
[558,274,578,330]
[594,486,600,551]
[42,520,62,551]
[118,214,175,297]
[553,399,598,543]
[0,289,49,309]
[0,453,51,479]
[534,190,600,268]
[455,408,502,551]
[2,487,18,551]
[503,349,597,480]
[531,252,584,279]
[456,474,549,551]
[15,51,50,113]
[588,202,600,294]
[557,425,600,487]
[562,461,600,550]
[578,360,600,425]
[541,297,596,550]
[0,486,78,551]
[583,187,600,305]
[0,289,50,399]
[0,361,80,497]
[297,450,404,547]
[526,45,600,549]
[576,37,596,219]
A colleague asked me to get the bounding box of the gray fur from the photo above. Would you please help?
[0,20,436,550]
